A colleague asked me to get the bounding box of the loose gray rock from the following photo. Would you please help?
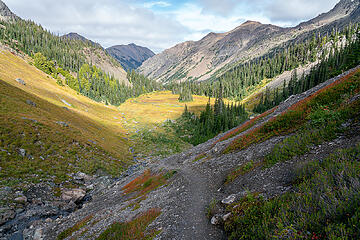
[22,117,38,123]
[14,196,27,204]
[18,148,26,157]
[221,194,236,205]
[26,100,36,107]
[61,99,72,107]
[210,215,223,225]
[61,189,86,203]
[15,78,26,85]
[222,212,232,222]
[74,172,92,182]
[56,121,69,127]
[33,228,43,240]
[0,208,15,225]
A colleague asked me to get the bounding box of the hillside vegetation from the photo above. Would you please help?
[0,47,132,189]
[222,70,360,239]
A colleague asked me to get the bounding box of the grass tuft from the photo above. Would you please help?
[57,215,93,240]
[96,208,161,240]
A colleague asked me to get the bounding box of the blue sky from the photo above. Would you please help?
[5,0,340,53]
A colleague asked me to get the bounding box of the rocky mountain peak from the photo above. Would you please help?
[0,0,19,20]
[241,20,262,26]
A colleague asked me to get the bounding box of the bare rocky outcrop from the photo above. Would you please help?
[0,0,19,21]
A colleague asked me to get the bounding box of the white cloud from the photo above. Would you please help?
[198,0,237,16]
[265,0,340,24]
[5,0,187,53]
[173,3,244,39]
[144,1,171,9]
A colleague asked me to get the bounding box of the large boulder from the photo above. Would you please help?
[61,189,86,203]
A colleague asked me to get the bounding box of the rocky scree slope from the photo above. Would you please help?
[106,43,155,71]
[35,66,360,240]
[139,0,359,83]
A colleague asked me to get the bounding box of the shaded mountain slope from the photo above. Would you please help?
[106,43,155,71]
[0,44,135,239]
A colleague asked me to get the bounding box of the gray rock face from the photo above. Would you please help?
[106,43,155,71]
[15,78,26,85]
[33,228,43,240]
[0,0,18,20]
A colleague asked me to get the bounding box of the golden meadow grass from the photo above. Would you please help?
[118,91,235,130]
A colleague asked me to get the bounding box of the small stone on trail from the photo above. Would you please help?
[221,194,236,205]
[15,78,26,85]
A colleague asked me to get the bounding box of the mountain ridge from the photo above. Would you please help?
[106,43,155,71]
[62,32,102,48]
[139,0,359,83]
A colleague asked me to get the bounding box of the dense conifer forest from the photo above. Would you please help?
[254,31,360,113]
[171,84,248,145]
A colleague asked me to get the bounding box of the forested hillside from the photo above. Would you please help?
[0,19,163,105]
[169,24,359,103]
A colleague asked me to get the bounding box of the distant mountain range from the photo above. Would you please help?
[139,0,360,83]
[106,44,155,71]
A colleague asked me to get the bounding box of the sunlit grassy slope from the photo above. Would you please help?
[0,46,230,185]
[0,48,132,186]
[118,91,234,130]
